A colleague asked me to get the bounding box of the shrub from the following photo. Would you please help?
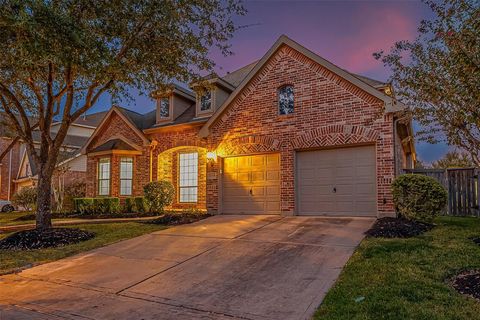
[134,196,149,213]
[93,197,120,214]
[12,187,37,211]
[74,197,119,215]
[392,174,448,222]
[63,182,86,212]
[143,181,175,213]
[123,197,136,213]
[74,198,94,215]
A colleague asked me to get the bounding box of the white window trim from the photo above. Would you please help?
[98,158,111,196]
[196,89,215,116]
[278,85,295,115]
[158,96,172,119]
[119,157,133,196]
[178,152,198,203]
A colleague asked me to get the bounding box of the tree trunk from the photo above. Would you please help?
[36,168,53,230]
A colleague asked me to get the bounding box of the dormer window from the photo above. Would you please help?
[200,91,212,112]
[159,97,170,118]
[278,85,294,115]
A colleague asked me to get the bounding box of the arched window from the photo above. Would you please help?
[278,85,294,115]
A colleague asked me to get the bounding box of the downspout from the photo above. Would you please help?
[393,117,400,177]
[7,149,12,200]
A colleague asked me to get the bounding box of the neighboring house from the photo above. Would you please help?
[0,111,107,200]
[82,36,415,217]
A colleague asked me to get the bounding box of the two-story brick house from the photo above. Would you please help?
[82,36,415,217]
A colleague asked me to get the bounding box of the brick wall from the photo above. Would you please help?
[85,112,150,198]
[206,45,395,215]
[85,44,397,216]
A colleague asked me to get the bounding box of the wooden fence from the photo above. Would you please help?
[403,168,480,217]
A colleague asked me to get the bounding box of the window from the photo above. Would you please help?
[200,91,212,112]
[98,158,110,196]
[159,97,170,118]
[120,157,133,196]
[278,85,294,115]
[179,152,198,202]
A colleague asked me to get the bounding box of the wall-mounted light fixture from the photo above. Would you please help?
[206,151,217,162]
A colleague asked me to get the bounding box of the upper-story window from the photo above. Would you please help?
[278,85,294,115]
[159,97,170,118]
[200,91,212,112]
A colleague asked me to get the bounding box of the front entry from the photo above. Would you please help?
[222,153,281,215]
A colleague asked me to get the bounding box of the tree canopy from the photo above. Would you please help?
[0,0,245,229]
[431,150,476,169]
[375,0,480,164]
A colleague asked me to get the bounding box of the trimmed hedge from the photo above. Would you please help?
[122,196,149,213]
[123,197,135,213]
[73,197,120,215]
[73,198,94,214]
[392,174,448,222]
[134,196,149,213]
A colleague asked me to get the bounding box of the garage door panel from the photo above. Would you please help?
[223,154,280,215]
[297,146,376,216]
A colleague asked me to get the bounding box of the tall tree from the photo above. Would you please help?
[0,0,245,230]
[374,0,480,164]
[431,150,476,168]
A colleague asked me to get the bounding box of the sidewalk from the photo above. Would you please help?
[0,216,157,233]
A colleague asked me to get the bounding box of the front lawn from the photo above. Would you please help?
[0,222,166,275]
[315,216,480,320]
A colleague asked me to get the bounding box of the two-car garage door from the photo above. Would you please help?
[296,145,376,216]
[221,145,376,216]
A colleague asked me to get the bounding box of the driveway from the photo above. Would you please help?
[0,215,374,320]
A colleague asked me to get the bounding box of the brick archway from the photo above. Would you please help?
[291,125,379,149]
[216,135,281,156]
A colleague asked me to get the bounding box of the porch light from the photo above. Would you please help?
[206,151,217,161]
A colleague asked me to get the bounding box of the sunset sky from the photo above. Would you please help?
[92,0,447,163]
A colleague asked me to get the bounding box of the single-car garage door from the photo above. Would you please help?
[222,154,281,215]
[296,145,376,216]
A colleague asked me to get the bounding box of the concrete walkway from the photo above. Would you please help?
[0,215,374,320]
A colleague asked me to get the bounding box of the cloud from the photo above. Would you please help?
[335,5,418,75]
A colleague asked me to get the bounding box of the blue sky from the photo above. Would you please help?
[91,0,449,163]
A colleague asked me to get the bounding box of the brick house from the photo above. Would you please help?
[82,36,415,217]
[0,111,107,202]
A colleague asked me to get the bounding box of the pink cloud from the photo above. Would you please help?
[335,6,418,74]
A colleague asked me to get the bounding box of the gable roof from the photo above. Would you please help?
[80,106,150,154]
[222,61,259,87]
[198,35,406,137]
[89,138,138,153]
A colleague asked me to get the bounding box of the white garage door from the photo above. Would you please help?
[296,145,376,216]
[222,154,281,215]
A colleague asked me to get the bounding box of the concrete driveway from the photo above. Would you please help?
[0,215,374,320]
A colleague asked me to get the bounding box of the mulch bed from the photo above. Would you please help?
[145,212,211,226]
[451,270,480,301]
[0,228,95,250]
[365,217,434,238]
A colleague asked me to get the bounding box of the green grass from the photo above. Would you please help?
[315,217,480,320]
[0,222,166,275]
[0,211,35,225]
[0,211,75,226]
